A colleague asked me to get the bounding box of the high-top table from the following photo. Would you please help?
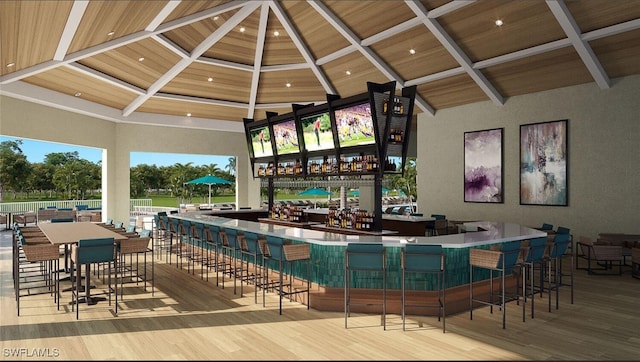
[39,222,128,246]
[39,222,128,302]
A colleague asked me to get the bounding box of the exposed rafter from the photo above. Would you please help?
[546,0,610,89]
[407,0,504,107]
[123,2,261,116]
[308,0,435,115]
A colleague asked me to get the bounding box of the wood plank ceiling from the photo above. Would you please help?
[1,0,639,131]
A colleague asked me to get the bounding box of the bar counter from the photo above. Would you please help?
[171,212,546,290]
[304,208,434,236]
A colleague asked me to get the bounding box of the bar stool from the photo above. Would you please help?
[401,244,446,332]
[70,237,117,319]
[264,235,311,315]
[117,229,153,300]
[469,240,523,329]
[344,243,386,329]
[221,228,243,294]
[205,224,225,286]
[15,234,61,316]
[240,231,267,304]
[522,237,547,319]
[544,232,573,312]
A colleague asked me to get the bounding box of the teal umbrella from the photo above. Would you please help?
[185,174,232,205]
[298,187,331,208]
[348,187,390,197]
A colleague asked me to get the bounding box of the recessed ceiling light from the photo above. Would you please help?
[186,113,192,117]
[286,83,291,88]
[409,48,416,55]
[345,70,351,76]
[207,77,213,82]
[213,16,219,21]
[138,57,145,62]
[239,27,245,33]
[495,19,504,26]
[6,62,15,68]
[74,92,82,97]
[107,31,114,36]
[273,31,280,37]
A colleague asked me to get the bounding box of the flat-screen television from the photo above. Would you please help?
[334,102,376,148]
[248,124,273,158]
[271,118,301,156]
[300,111,334,152]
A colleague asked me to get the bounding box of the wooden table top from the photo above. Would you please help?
[39,222,128,245]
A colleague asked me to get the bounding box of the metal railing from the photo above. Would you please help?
[0,199,156,214]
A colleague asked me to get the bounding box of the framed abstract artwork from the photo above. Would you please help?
[464,127,503,203]
[520,119,568,206]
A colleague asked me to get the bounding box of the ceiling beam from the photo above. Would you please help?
[145,0,182,31]
[308,0,435,115]
[65,63,145,95]
[247,3,270,118]
[53,0,88,61]
[123,2,261,116]
[152,34,190,59]
[407,0,504,107]
[269,0,336,95]
[547,0,610,89]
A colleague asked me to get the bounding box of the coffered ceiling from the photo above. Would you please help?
[1,0,639,132]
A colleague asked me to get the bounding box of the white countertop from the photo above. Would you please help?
[172,213,546,249]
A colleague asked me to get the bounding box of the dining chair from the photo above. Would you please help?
[401,244,445,332]
[576,236,624,275]
[265,235,311,315]
[70,237,117,319]
[469,240,524,329]
[344,243,386,329]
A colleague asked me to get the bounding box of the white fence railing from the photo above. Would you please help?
[0,199,159,214]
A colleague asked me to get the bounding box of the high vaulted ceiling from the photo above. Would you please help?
[1,0,640,132]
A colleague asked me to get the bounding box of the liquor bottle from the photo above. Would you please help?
[382,98,389,114]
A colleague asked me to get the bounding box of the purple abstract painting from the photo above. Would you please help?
[520,120,568,206]
[464,128,503,203]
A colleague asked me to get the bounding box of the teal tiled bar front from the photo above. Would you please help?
[170,213,546,291]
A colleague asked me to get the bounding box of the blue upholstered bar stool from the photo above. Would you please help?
[522,237,547,319]
[240,231,267,303]
[401,244,446,332]
[264,235,311,314]
[221,228,243,294]
[191,222,206,278]
[344,243,386,329]
[205,224,225,286]
[469,240,523,329]
[70,237,117,319]
[545,232,573,312]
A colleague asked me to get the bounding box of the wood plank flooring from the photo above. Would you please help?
[1,229,639,360]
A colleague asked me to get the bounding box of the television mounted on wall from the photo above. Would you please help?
[333,98,376,149]
[246,121,273,159]
[299,110,334,152]
[270,116,301,156]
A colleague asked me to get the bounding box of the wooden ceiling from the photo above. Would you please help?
[1,0,640,131]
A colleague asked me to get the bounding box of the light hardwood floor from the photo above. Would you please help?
[1,229,639,360]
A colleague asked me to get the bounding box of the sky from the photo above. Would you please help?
[0,136,233,168]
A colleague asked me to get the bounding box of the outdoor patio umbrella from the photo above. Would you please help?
[185,174,232,206]
[298,187,331,208]
[348,187,390,197]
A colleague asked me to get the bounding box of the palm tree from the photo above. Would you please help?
[225,157,236,176]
